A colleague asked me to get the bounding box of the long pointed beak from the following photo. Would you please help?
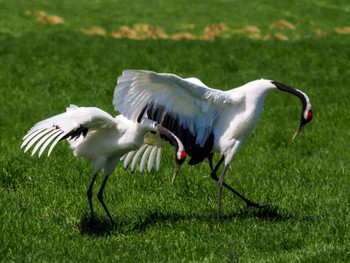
[171,163,182,184]
[292,122,305,140]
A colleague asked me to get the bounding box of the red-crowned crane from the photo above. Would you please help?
[113,70,313,220]
[21,104,186,224]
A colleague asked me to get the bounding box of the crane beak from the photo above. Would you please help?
[292,121,306,140]
[171,163,182,184]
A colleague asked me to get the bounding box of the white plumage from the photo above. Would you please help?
[120,131,164,173]
[21,104,186,224]
[114,70,313,220]
[116,71,232,146]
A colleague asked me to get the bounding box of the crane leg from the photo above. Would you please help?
[209,155,270,210]
[87,173,99,219]
[97,175,115,225]
[217,164,229,220]
[207,153,215,170]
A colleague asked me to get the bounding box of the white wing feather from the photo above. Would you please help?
[139,146,152,173]
[130,144,148,173]
[121,151,135,169]
[114,70,234,145]
[21,105,116,157]
[120,130,177,174]
[38,130,63,157]
[31,129,62,156]
[121,144,163,173]
[120,130,165,173]
[155,148,162,171]
[148,146,158,172]
[23,128,56,153]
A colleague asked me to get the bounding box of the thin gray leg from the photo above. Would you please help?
[217,164,229,221]
[87,173,99,218]
[97,175,115,225]
[210,156,270,209]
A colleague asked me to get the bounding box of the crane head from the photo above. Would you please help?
[171,149,187,184]
[272,81,313,140]
[292,108,313,140]
[154,122,187,184]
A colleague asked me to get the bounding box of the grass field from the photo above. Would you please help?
[1,0,350,262]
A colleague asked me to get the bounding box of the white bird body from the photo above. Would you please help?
[115,72,285,165]
[70,115,145,175]
[114,70,313,219]
[21,104,186,224]
[212,81,274,162]
[23,105,160,173]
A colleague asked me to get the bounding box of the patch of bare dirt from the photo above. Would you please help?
[233,25,261,39]
[82,27,106,36]
[335,27,350,34]
[37,11,64,25]
[171,32,197,40]
[274,33,289,40]
[270,20,295,30]
[27,13,350,42]
[111,24,168,39]
[315,29,328,36]
[263,33,288,41]
[202,23,230,40]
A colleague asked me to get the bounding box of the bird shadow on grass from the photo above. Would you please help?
[77,206,297,236]
[77,211,187,236]
[78,214,115,237]
[125,210,189,233]
[123,206,296,233]
[221,204,295,223]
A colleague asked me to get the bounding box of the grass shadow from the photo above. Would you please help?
[126,206,296,233]
[117,206,294,233]
[77,205,298,236]
[78,213,114,237]
[222,204,295,222]
[99,210,187,234]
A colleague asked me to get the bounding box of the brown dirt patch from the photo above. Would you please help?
[335,27,350,34]
[111,24,168,39]
[202,23,230,40]
[233,25,261,39]
[269,20,295,30]
[274,33,289,40]
[37,11,64,25]
[263,33,289,41]
[171,32,197,40]
[315,29,328,36]
[82,27,106,36]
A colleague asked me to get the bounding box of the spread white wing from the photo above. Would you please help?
[21,105,116,157]
[114,70,237,146]
[22,104,166,174]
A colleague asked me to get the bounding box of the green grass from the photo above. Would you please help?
[1,0,350,262]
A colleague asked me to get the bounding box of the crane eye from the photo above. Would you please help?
[307,110,313,120]
[180,151,187,160]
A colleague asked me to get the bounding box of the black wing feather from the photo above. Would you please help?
[61,126,89,141]
[145,104,214,165]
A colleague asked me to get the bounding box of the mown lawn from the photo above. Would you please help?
[1,1,350,262]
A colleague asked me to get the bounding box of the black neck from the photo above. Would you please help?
[155,123,179,152]
[272,81,307,111]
